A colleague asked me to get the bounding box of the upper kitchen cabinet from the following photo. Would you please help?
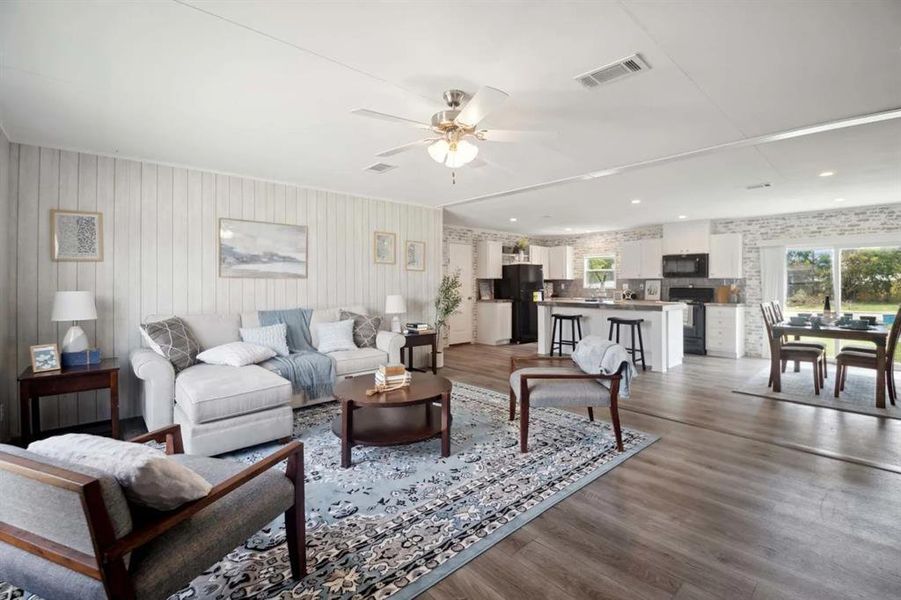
[476,240,503,278]
[547,246,574,280]
[662,220,711,255]
[709,233,743,278]
[529,245,550,278]
[620,239,662,279]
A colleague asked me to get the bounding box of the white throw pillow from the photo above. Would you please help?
[28,434,212,511]
[240,323,290,357]
[314,318,357,353]
[196,341,276,367]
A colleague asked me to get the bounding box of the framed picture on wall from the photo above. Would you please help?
[51,209,103,261]
[374,231,396,264]
[30,343,61,373]
[405,240,425,271]
[645,279,661,301]
[219,218,308,278]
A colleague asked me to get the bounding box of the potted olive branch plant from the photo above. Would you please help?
[433,270,463,369]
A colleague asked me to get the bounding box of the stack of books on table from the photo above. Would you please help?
[375,364,411,388]
[405,322,430,334]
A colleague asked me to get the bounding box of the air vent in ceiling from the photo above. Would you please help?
[364,162,397,174]
[575,53,651,89]
[746,182,772,190]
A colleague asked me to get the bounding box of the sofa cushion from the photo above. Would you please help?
[331,347,388,375]
[240,323,290,356]
[176,364,291,424]
[130,454,294,600]
[340,310,382,348]
[314,318,357,353]
[141,317,201,373]
[196,341,276,367]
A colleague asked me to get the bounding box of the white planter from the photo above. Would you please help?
[435,351,445,369]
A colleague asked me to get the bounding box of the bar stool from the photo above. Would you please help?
[607,317,647,371]
[550,314,583,356]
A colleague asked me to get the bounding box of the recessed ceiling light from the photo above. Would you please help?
[819,171,835,177]
[631,199,641,204]
[834,198,845,202]
[509,217,517,222]
[678,215,687,219]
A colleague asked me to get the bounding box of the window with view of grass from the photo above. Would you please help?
[584,256,616,289]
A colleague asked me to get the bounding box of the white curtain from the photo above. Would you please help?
[758,245,786,358]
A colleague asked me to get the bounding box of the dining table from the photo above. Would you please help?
[770,321,890,408]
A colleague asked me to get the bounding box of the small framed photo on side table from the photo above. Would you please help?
[30,343,61,373]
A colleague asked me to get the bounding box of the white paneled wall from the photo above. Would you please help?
[0,129,11,441]
[4,143,442,439]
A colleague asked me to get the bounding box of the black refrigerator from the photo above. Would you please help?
[495,264,544,343]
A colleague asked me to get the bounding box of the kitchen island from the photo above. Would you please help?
[537,299,687,372]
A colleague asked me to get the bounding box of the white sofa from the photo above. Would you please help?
[130,305,405,456]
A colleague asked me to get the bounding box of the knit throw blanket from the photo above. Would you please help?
[570,336,637,398]
[258,308,336,399]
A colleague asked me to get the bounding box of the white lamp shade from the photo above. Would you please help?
[51,291,97,322]
[385,294,406,314]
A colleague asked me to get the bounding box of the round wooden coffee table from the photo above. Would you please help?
[331,371,453,468]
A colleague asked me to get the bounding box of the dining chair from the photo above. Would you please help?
[834,305,901,405]
[760,304,825,394]
[769,301,828,377]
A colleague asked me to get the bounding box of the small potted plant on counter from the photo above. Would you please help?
[433,270,463,369]
[515,237,529,262]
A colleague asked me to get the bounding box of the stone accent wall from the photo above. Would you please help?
[444,202,901,356]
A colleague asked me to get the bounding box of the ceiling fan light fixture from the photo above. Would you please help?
[427,139,449,163]
[444,139,479,168]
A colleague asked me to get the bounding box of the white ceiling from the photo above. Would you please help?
[1,1,899,233]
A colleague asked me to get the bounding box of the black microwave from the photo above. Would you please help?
[662,254,708,278]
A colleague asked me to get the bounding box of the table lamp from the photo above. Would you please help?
[386,295,406,333]
[51,291,98,353]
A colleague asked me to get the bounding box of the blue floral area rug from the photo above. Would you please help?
[0,382,657,600]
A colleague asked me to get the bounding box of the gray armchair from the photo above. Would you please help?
[509,355,625,453]
[0,425,305,600]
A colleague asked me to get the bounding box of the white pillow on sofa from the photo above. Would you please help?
[28,434,212,511]
[196,342,276,367]
[240,323,290,357]
[314,318,357,353]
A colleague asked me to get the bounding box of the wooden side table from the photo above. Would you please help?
[400,330,438,374]
[17,358,120,444]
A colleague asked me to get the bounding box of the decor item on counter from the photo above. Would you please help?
[644,280,661,301]
[219,218,308,278]
[478,280,493,300]
[434,271,463,367]
[51,209,103,261]
[405,240,426,271]
[386,294,407,333]
[29,343,61,373]
[51,291,100,362]
[715,285,732,304]
[515,237,529,262]
[374,231,396,264]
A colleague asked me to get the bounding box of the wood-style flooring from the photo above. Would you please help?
[417,343,901,600]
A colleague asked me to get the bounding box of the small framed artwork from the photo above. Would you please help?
[478,280,493,300]
[374,231,396,264]
[645,279,662,301]
[30,343,61,373]
[51,209,103,261]
[405,240,425,271]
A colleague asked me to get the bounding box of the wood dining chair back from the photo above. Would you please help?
[834,305,901,404]
[760,303,825,394]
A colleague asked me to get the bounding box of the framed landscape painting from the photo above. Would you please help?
[51,209,103,261]
[219,218,308,278]
[374,231,396,264]
[405,240,425,271]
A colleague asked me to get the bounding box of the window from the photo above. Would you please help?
[584,256,615,289]
[786,249,835,312]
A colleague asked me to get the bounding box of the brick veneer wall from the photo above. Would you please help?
[445,202,901,356]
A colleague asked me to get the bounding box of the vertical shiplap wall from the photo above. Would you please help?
[0,129,11,441]
[3,143,442,439]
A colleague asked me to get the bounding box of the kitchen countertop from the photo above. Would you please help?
[477,299,513,303]
[538,299,686,311]
[704,303,747,307]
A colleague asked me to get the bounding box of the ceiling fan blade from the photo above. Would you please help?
[375,138,439,157]
[351,108,432,129]
[478,129,552,142]
[454,86,509,128]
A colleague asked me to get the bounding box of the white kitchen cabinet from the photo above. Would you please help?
[709,233,743,278]
[476,301,512,345]
[640,238,663,278]
[705,305,745,358]
[662,220,711,255]
[547,246,574,280]
[476,240,503,278]
[529,245,550,278]
[619,239,661,279]
[619,241,642,279]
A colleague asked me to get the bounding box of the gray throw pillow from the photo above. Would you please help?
[141,317,201,372]
[340,310,382,348]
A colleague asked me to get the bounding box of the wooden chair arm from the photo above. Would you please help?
[129,424,184,455]
[104,441,303,560]
[520,371,622,382]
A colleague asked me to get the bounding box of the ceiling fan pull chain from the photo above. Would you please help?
[452,170,456,185]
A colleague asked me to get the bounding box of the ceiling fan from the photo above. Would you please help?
[352,87,544,170]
